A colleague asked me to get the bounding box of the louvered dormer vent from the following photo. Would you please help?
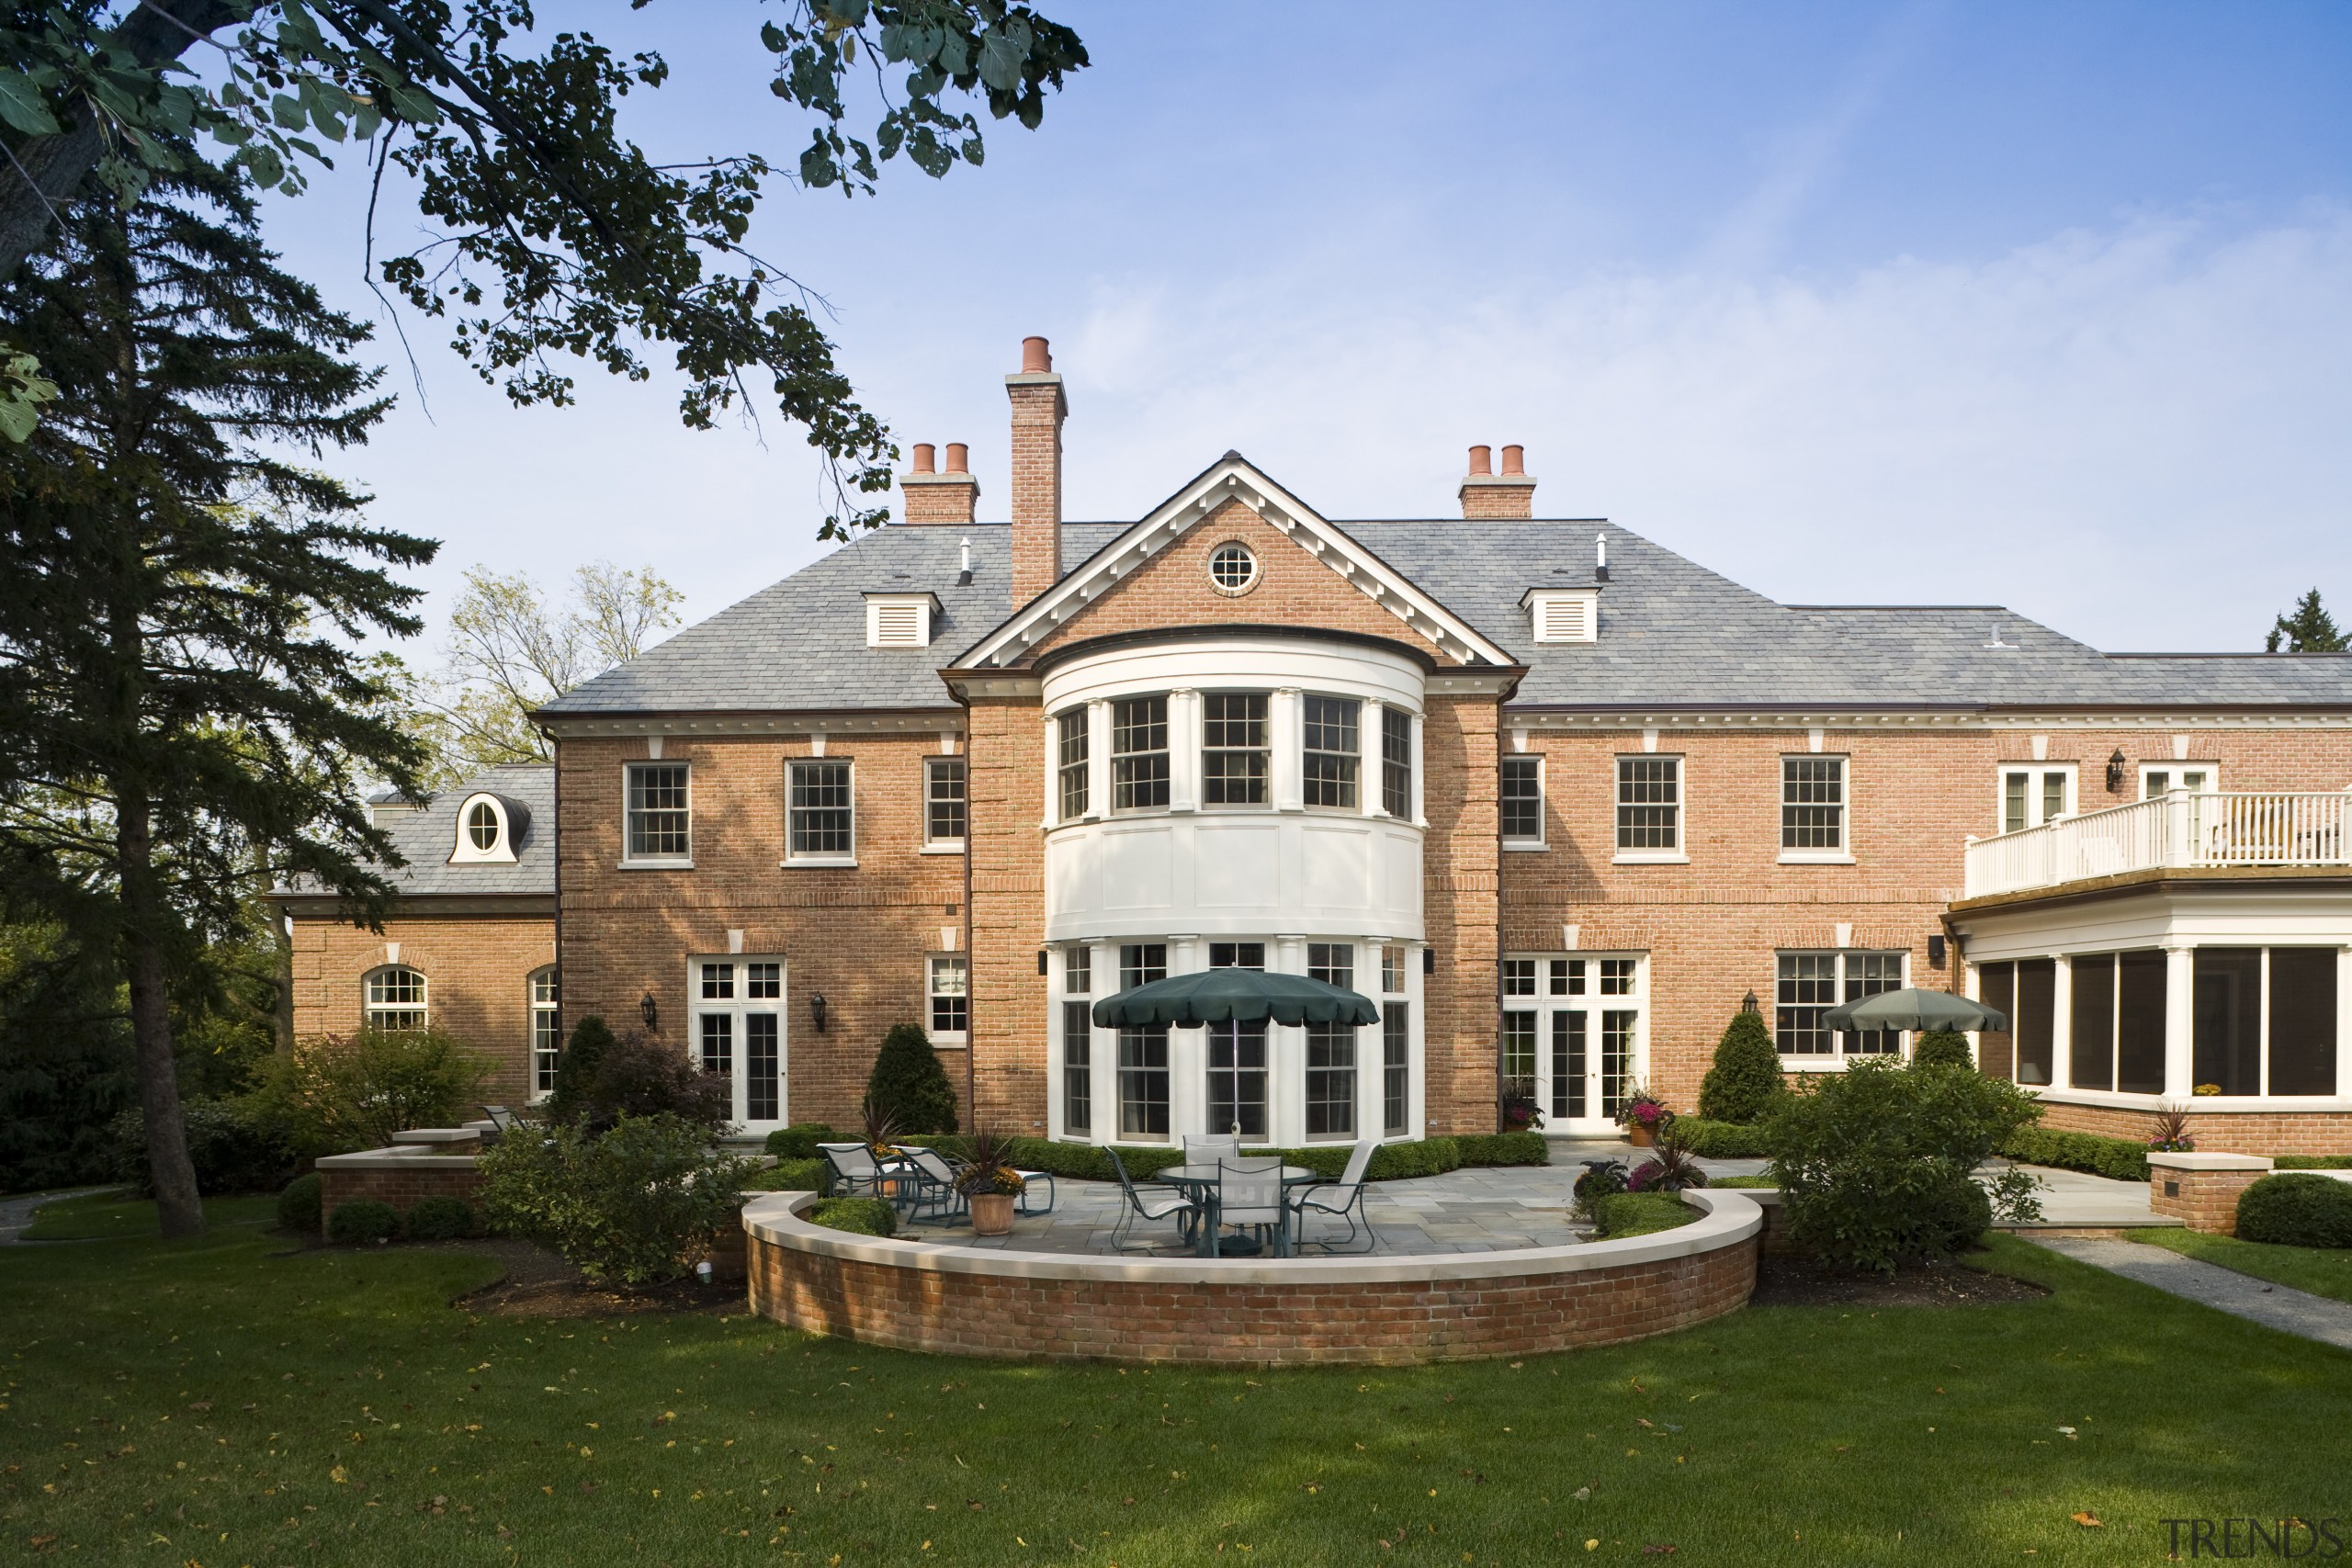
[1521,587,1600,645]
[863,592,942,649]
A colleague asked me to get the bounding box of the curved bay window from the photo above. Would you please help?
[364,965,426,1032]
[1116,942,1170,1138]
[1305,942,1358,1139]
[1205,942,1267,1138]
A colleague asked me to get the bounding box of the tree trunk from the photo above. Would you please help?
[269,906,296,1057]
[117,792,203,1239]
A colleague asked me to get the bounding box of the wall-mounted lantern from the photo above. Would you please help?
[639,991,658,1032]
[810,992,829,1033]
[1928,934,1948,967]
[2106,749,2128,794]
[1741,989,1759,1013]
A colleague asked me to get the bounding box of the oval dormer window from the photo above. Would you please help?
[449,791,523,864]
[467,799,501,851]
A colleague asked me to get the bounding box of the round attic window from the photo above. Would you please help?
[1208,542,1258,595]
[466,799,501,851]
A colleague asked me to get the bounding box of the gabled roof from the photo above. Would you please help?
[952,453,1520,671]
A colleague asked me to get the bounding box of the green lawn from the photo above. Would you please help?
[2132,1228,2352,1305]
[4,1209,2348,1566]
[17,1190,203,1242]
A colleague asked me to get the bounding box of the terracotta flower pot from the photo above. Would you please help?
[970,1192,1016,1235]
[1627,1124,1655,1148]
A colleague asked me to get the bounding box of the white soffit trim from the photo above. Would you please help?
[956,457,1518,671]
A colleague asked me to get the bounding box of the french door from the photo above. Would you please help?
[691,957,788,1134]
[1503,954,1646,1136]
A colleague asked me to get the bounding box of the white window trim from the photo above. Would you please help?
[449,792,518,863]
[1501,752,1546,851]
[527,966,560,1102]
[620,761,694,869]
[1109,693,1173,818]
[1777,754,1852,863]
[922,755,967,852]
[362,964,428,1032]
[1299,692,1364,815]
[687,955,790,1129]
[927,953,971,1047]
[1775,949,1910,1070]
[2137,761,2221,797]
[1993,761,2077,834]
[783,757,858,868]
[1197,688,1275,814]
[1612,753,1684,863]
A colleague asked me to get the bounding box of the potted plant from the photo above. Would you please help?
[1616,1084,1672,1147]
[954,1130,1027,1236]
[860,1097,905,1198]
[2146,1101,2197,1154]
[1498,1075,1544,1134]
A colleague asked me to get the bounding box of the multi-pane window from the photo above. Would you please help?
[1111,695,1170,811]
[1550,958,1585,995]
[364,965,426,1032]
[924,757,967,846]
[467,799,502,852]
[700,1013,733,1077]
[700,961,734,999]
[1600,958,1636,996]
[1306,943,1357,1138]
[1501,755,1544,842]
[1382,706,1414,818]
[747,962,781,999]
[1775,951,1905,1057]
[626,761,690,860]
[1202,693,1269,807]
[1381,944,1409,1137]
[1616,756,1680,852]
[928,955,968,1041]
[745,1013,780,1122]
[1062,948,1091,1136]
[1117,943,1170,1138]
[1550,1011,1585,1121]
[1501,1009,1536,1083]
[2001,767,2072,833]
[1302,696,1361,808]
[787,760,854,858]
[1057,708,1091,821]
[1501,958,1537,998]
[2142,766,2215,798]
[529,968,560,1096]
[1206,942,1266,1137]
[1781,756,1846,852]
[694,957,785,1128]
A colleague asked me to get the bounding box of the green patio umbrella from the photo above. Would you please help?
[1821,987,2008,1033]
[1091,967,1381,1029]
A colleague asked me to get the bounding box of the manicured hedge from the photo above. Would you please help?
[1453,1132,1550,1168]
[327,1199,399,1245]
[763,1124,837,1160]
[405,1195,477,1241]
[743,1157,828,1192]
[276,1173,322,1235]
[895,1134,1544,1185]
[2000,1126,2150,1183]
[2277,1155,2352,1170]
[1591,1192,1696,1238]
[808,1197,897,1238]
[2236,1174,2352,1248]
[1669,1118,1772,1159]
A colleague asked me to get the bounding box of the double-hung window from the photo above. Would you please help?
[1302,696,1360,808]
[529,968,560,1096]
[1205,942,1268,1138]
[1116,943,1170,1137]
[1305,943,1357,1138]
[1615,756,1681,855]
[1202,693,1269,806]
[1381,944,1409,1136]
[1781,756,1847,856]
[1062,948,1092,1136]
[626,761,690,862]
[1999,766,2074,833]
[924,757,967,848]
[1501,754,1544,844]
[1111,695,1170,812]
[927,955,968,1043]
[1382,706,1413,817]
[786,759,854,861]
[1775,950,1905,1059]
[1056,708,1090,821]
[2141,765,2217,798]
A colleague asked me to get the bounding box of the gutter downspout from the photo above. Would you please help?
[958,691,978,1129]
[541,724,564,1053]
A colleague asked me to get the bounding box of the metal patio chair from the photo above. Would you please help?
[896,1147,970,1225]
[1106,1146,1196,1253]
[818,1142,888,1201]
[1212,1156,1291,1258]
[1292,1138,1379,1253]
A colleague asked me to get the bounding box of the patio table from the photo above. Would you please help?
[1158,1163,1317,1258]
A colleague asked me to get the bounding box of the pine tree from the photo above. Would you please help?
[1697,1008,1785,1124]
[1910,1030,1975,1071]
[865,1023,960,1135]
[0,155,434,1237]
[2266,589,2346,653]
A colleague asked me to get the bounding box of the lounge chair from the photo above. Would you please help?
[818,1142,887,1201]
[1212,1156,1290,1258]
[1106,1146,1195,1253]
[1292,1139,1378,1252]
[897,1147,969,1226]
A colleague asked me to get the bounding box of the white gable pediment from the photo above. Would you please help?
[954,455,1517,671]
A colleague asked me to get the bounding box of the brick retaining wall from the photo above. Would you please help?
[2037,1100,2352,1157]
[744,1190,1759,1365]
[316,1150,482,1217]
[2147,1153,2274,1235]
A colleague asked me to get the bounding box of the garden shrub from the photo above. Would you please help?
[1768,1055,2039,1272]
[944,1136,1476,1186]
[108,1098,298,1194]
[246,1027,490,1158]
[1668,1117,1772,1159]
[404,1194,477,1241]
[1591,1192,1695,1238]
[1453,1132,1549,1167]
[1697,1010,1784,1124]
[1572,1159,1629,1220]
[1910,1030,1974,1071]
[328,1199,400,1245]
[764,1123,837,1160]
[2276,1155,2352,1170]
[743,1158,828,1192]
[2236,1174,2352,1248]
[1999,1126,2149,1183]
[276,1173,322,1234]
[865,1024,960,1134]
[544,1015,617,1124]
[808,1197,897,1237]
[540,1028,730,1136]
[478,1112,754,1284]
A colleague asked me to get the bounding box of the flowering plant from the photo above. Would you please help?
[1498,1076,1544,1133]
[1616,1084,1672,1131]
[1627,1125,1709,1193]
[2192,1082,2223,1097]
[2145,1102,2197,1154]
[951,1130,1027,1198]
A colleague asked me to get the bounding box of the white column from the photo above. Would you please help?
[2052,955,2074,1090]
[1272,934,1307,1145]
[2165,945,2195,1100]
[1167,935,1203,1142]
[1086,699,1111,819]
[1363,701,1385,818]
[1168,688,1198,812]
[1272,688,1305,812]
[1040,711,1059,828]
[1410,710,1428,826]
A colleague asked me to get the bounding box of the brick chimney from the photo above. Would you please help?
[1459,443,1536,520]
[899,440,979,525]
[1007,335,1065,605]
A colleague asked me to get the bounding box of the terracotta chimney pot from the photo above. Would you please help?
[911,442,936,475]
[1008,335,1067,602]
[944,442,969,474]
[1500,445,1525,476]
[1022,335,1054,374]
[900,438,979,525]
[1467,444,1493,477]
[1459,442,1536,520]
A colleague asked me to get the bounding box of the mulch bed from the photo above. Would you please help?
[445,1238,743,1318]
[1750,1251,2050,1308]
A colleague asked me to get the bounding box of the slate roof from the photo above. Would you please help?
[286,763,554,898]
[536,509,2352,717]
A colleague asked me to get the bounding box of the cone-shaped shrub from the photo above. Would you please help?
[546,1015,617,1125]
[1910,1029,1974,1071]
[865,1023,959,1134]
[1698,1010,1785,1125]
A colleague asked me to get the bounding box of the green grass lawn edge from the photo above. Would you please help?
[2130,1227,2352,1305]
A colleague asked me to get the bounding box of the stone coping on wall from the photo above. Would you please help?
[315,1146,481,1171]
[741,1187,1762,1284]
[2147,1152,2274,1172]
[391,1127,483,1145]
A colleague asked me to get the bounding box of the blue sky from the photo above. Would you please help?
[254,1,2352,659]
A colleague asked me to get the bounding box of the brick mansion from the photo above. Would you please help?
[279,337,2352,1156]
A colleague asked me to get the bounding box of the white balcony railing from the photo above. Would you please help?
[1962,789,2352,898]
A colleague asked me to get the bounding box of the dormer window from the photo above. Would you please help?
[864,591,941,649]
[1521,587,1600,645]
[449,792,522,863]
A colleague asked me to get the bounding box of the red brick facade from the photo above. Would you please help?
[2041,1101,2352,1156]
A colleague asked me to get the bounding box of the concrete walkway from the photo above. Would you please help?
[2031,1235,2352,1349]
[0,1187,115,1245]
